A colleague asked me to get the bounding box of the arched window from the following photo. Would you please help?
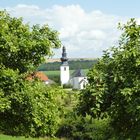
[64,67,66,71]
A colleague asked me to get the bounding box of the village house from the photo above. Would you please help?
[26,71,54,85]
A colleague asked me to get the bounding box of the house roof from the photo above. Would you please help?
[79,78,88,84]
[71,69,85,77]
[35,71,48,81]
[27,71,48,82]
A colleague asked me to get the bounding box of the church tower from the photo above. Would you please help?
[60,46,70,85]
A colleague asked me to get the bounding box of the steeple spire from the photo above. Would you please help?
[61,46,68,65]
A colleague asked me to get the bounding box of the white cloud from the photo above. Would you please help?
[136,18,140,25]
[1,4,127,58]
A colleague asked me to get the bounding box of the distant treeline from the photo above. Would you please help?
[38,59,98,71]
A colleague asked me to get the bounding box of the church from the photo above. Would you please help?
[60,46,88,90]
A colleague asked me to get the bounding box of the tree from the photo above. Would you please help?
[0,10,63,137]
[0,10,61,73]
[0,9,61,111]
[78,19,140,139]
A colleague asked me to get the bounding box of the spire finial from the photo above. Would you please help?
[61,45,68,65]
[63,46,66,51]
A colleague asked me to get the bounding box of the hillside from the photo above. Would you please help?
[46,58,98,63]
[38,58,98,71]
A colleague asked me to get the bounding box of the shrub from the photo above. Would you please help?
[63,84,72,89]
[56,113,114,140]
[0,69,64,137]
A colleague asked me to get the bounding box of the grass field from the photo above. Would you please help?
[0,134,43,140]
[0,134,65,140]
[43,69,89,78]
[43,69,89,84]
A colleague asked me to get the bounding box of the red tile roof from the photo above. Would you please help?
[27,71,48,82]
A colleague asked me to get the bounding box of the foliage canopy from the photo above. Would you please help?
[0,10,61,73]
[78,19,140,139]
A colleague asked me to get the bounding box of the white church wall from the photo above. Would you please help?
[60,65,70,85]
[79,77,88,89]
[72,77,85,89]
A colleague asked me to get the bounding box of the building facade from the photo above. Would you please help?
[60,46,70,85]
[70,69,88,89]
[60,46,88,89]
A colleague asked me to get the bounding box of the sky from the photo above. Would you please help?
[0,0,140,58]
